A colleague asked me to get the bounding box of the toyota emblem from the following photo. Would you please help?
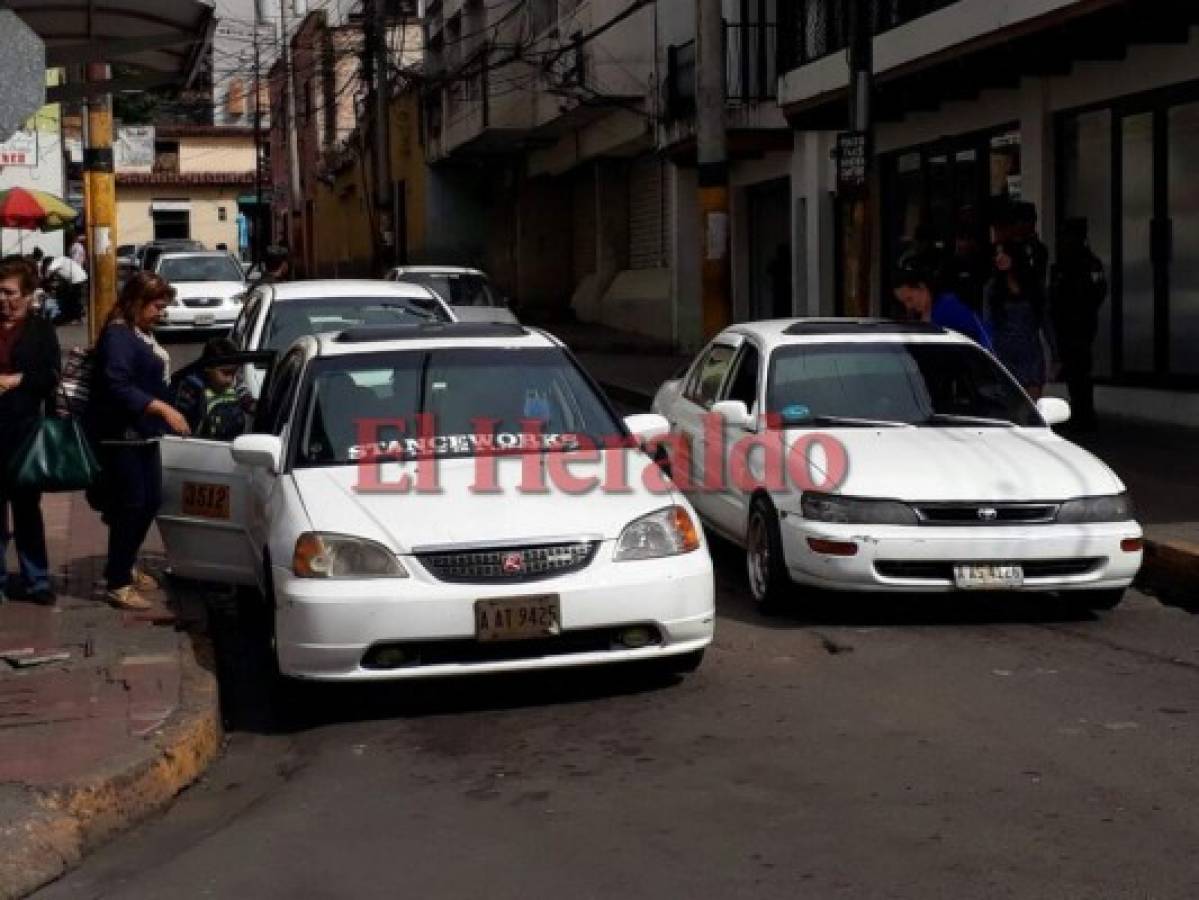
[977,507,999,522]
[501,551,526,574]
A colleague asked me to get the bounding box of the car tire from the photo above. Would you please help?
[1083,588,1126,611]
[747,498,791,614]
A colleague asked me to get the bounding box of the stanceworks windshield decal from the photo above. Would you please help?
[347,432,584,460]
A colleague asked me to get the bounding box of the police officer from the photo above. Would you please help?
[1049,218,1108,431]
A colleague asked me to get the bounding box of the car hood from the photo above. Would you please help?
[172,281,245,299]
[291,449,678,552]
[789,427,1125,502]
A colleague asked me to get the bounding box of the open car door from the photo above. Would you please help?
[158,350,276,585]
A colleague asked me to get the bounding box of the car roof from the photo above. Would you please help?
[719,318,974,351]
[262,279,440,302]
[308,323,561,357]
[389,266,486,277]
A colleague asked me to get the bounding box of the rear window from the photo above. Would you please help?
[396,272,501,307]
[261,296,453,351]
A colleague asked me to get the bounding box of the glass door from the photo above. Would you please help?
[1120,111,1157,374]
[1168,101,1199,376]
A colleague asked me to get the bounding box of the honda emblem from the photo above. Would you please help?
[501,551,526,574]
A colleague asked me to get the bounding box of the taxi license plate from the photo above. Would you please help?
[194,313,216,326]
[181,482,231,519]
[954,564,1024,590]
[475,595,560,642]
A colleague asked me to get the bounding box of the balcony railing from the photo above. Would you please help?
[664,20,778,120]
[779,0,961,70]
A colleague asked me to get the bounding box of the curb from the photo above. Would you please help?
[599,378,1199,609]
[1140,537,1199,611]
[0,634,223,900]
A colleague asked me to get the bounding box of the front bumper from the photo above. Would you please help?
[273,542,715,681]
[779,515,1143,593]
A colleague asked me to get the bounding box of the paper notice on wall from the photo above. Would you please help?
[92,226,111,256]
[705,211,729,262]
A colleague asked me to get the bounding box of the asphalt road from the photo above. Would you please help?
[37,334,1199,899]
[37,539,1199,898]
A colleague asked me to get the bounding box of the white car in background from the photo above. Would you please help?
[157,323,714,681]
[385,266,519,324]
[228,279,455,398]
[652,319,1143,613]
[154,251,246,333]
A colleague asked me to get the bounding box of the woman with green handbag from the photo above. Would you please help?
[0,256,60,606]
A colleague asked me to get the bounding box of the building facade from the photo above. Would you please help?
[778,0,1199,423]
[116,125,257,254]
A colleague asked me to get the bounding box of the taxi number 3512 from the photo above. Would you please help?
[182,482,231,520]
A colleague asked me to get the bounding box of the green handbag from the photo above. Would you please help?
[7,414,101,493]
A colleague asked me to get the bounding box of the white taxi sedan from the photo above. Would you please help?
[227,280,456,398]
[158,323,714,681]
[154,251,246,333]
[652,320,1143,612]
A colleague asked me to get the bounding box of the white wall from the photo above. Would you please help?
[0,127,66,259]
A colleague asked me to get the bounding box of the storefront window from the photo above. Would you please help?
[1061,110,1113,378]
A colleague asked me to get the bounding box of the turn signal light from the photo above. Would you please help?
[1121,538,1144,553]
[807,538,859,557]
[673,506,701,553]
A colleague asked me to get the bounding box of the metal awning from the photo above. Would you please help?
[6,0,216,102]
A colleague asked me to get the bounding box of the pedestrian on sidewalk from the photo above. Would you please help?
[89,272,191,611]
[1050,218,1108,431]
[985,241,1050,399]
[893,262,993,351]
[0,256,61,605]
[249,244,289,290]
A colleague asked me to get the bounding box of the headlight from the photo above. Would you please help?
[800,492,918,525]
[1056,493,1134,524]
[292,532,409,578]
[614,506,701,561]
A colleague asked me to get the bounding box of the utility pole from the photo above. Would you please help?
[696,0,731,338]
[841,0,874,317]
[83,63,117,343]
[366,0,395,273]
[279,0,304,274]
[252,2,266,268]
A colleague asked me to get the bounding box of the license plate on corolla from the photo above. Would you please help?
[194,313,215,326]
[954,564,1024,590]
[475,595,561,642]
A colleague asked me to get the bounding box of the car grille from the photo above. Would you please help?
[360,625,662,669]
[875,558,1104,581]
[181,297,223,308]
[416,541,599,583]
[914,502,1060,525]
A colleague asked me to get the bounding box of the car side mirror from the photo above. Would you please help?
[710,400,754,431]
[1037,397,1072,427]
[624,413,671,445]
[232,434,283,473]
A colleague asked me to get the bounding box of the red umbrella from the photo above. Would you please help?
[0,187,79,231]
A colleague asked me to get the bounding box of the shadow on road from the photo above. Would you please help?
[706,533,1104,630]
[201,589,690,740]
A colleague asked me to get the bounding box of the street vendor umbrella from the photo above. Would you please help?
[0,186,78,231]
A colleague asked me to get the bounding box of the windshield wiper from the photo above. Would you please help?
[791,415,914,429]
[923,413,1016,428]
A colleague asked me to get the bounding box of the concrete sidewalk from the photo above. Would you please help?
[544,320,1199,607]
[0,493,221,899]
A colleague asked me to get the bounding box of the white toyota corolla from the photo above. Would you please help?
[158,323,714,681]
[652,320,1143,612]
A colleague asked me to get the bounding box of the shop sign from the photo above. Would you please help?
[837,131,869,193]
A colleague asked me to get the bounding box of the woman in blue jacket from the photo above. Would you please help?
[90,273,191,610]
[893,262,994,351]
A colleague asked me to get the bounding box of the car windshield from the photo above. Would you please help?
[398,272,500,307]
[767,342,1043,428]
[158,256,243,283]
[296,348,624,466]
[261,296,453,352]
